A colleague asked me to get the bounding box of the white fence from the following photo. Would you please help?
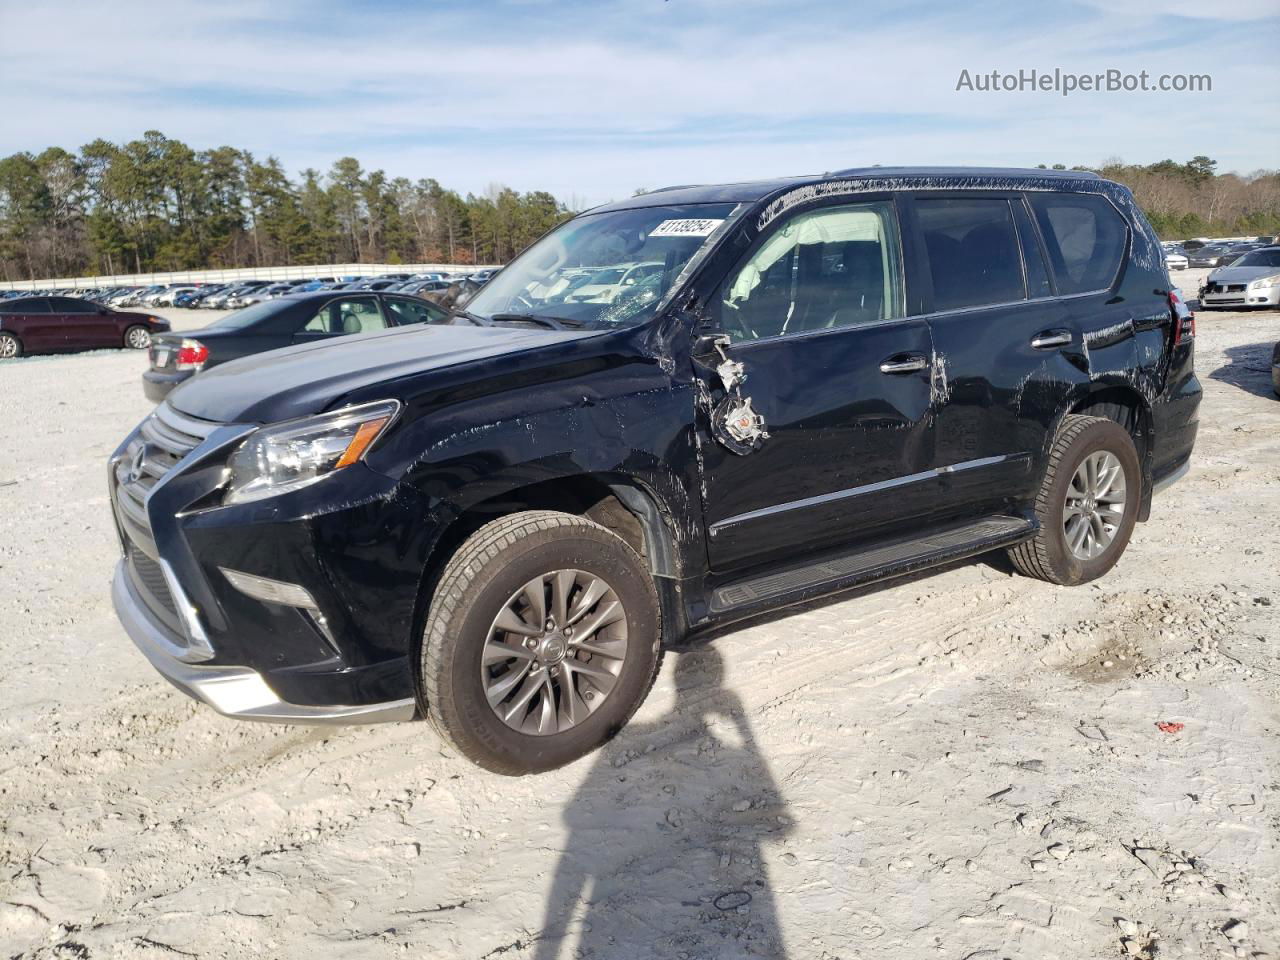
[0,263,500,292]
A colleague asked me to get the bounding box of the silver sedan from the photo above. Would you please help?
[1200,247,1280,309]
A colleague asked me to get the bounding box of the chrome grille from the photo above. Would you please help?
[113,403,219,538]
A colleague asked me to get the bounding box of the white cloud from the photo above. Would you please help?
[0,0,1275,203]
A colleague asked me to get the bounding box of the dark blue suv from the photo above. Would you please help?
[109,167,1199,774]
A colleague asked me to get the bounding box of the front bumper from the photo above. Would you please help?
[108,403,439,724]
[1200,285,1280,309]
[113,559,415,723]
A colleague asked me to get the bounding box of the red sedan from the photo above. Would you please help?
[0,296,170,358]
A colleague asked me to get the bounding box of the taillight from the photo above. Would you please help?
[1169,292,1195,345]
[176,339,209,371]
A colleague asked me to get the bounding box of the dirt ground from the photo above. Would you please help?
[1,273,1277,960]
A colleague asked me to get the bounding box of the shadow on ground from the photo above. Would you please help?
[1209,340,1278,399]
[533,647,793,959]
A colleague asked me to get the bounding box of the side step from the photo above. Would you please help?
[710,515,1034,614]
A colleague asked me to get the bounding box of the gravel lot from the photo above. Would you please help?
[1,275,1277,960]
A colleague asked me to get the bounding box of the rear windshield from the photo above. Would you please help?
[204,299,289,330]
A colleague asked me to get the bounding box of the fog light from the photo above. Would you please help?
[220,567,341,655]
[221,567,316,607]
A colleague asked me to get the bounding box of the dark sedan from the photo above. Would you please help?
[0,296,169,359]
[142,290,449,401]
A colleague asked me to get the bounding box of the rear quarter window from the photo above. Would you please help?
[1029,193,1129,294]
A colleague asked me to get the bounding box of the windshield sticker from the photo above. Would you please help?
[649,218,725,238]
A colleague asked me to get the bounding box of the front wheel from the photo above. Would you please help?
[124,325,151,349]
[1008,415,1141,586]
[420,510,662,775]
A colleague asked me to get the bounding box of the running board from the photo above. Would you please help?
[710,515,1034,614]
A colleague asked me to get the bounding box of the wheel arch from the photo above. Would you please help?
[1056,381,1155,521]
[409,472,685,679]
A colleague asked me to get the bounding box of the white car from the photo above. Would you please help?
[565,262,665,304]
[1165,252,1188,270]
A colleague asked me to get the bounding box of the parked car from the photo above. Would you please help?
[140,291,449,400]
[227,283,296,308]
[0,296,169,358]
[1164,249,1189,270]
[109,166,1198,774]
[1189,245,1233,268]
[1199,246,1280,309]
[203,282,269,309]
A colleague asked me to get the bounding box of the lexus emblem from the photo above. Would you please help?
[128,445,147,483]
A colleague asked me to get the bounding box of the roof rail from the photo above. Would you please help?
[645,184,705,194]
[828,165,1101,180]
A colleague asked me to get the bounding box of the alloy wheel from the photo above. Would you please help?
[127,327,151,349]
[481,569,629,736]
[1063,450,1126,560]
[0,335,17,359]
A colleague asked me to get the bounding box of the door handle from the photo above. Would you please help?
[1030,329,1072,349]
[879,353,928,374]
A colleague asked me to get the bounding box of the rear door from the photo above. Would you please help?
[9,298,62,350]
[908,192,1114,517]
[292,295,387,345]
[695,197,939,573]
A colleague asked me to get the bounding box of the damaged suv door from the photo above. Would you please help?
[694,199,937,576]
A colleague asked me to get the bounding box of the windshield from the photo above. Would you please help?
[1232,249,1280,267]
[465,202,742,328]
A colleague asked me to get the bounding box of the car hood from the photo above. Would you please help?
[1208,265,1278,283]
[167,322,601,424]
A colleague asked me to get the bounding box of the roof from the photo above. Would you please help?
[589,166,1105,214]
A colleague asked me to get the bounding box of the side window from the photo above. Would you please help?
[1012,200,1053,299]
[51,297,93,313]
[1029,193,1128,294]
[718,201,903,342]
[916,197,1025,311]
[302,297,386,334]
[385,296,446,326]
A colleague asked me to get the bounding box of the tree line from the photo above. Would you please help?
[0,131,573,281]
[1037,156,1280,240]
[1,133,1276,282]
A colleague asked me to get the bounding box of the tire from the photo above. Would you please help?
[421,510,662,775]
[0,332,21,359]
[1008,415,1141,586]
[124,325,151,349]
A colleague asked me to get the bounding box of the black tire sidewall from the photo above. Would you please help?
[1043,421,1141,584]
[435,527,660,774]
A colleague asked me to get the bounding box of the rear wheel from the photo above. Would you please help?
[124,325,151,349]
[420,510,662,775]
[0,332,21,359]
[1008,415,1141,585]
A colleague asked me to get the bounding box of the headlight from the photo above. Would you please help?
[224,400,400,505]
[1248,274,1280,289]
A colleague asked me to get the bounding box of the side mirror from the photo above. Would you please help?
[691,332,730,361]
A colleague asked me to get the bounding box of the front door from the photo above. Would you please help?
[694,199,938,574]
[51,297,115,348]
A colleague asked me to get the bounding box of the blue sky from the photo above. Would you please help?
[1,0,1276,207]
